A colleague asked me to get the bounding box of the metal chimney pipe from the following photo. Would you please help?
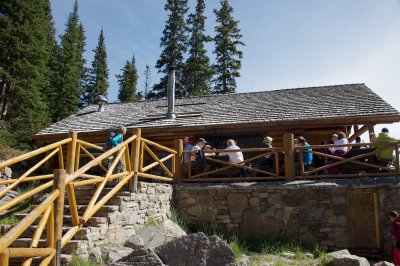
[166,65,176,119]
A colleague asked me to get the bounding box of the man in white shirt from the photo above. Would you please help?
[191,138,207,161]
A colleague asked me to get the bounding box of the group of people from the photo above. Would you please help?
[182,127,398,177]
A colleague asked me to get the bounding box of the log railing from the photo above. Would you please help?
[295,141,400,179]
[183,147,284,182]
[0,129,176,265]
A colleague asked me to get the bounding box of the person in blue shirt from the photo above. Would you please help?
[111,126,127,147]
[298,136,313,166]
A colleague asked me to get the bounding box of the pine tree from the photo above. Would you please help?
[183,0,214,96]
[213,0,244,94]
[52,0,86,121]
[150,0,189,99]
[117,55,138,102]
[143,65,152,100]
[0,0,54,140]
[84,29,109,106]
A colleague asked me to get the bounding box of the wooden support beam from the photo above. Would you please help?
[283,133,295,181]
[348,125,369,143]
[0,250,9,266]
[66,132,77,175]
[368,124,376,142]
[131,128,141,193]
[52,169,66,266]
[173,139,183,183]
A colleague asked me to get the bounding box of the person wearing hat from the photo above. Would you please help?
[373,128,398,162]
[191,138,207,161]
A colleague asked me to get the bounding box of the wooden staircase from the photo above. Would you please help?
[8,185,132,265]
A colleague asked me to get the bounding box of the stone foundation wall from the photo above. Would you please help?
[75,182,173,256]
[174,178,400,257]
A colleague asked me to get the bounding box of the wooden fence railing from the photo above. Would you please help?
[295,141,400,179]
[183,147,284,182]
[0,128,176,265]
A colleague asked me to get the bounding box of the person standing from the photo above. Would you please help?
[183,137,193,166]
[388,211,400,265]
[373,128,398,162]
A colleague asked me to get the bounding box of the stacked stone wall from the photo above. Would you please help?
[174,178,400,257]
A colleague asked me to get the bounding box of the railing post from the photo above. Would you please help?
[283,133,295,181]
[0,250,9,266]
[368,124,375,142]
[130,128,141,193]
[52,169,66,266]
[174,139,184,183]
[66,131,77,174]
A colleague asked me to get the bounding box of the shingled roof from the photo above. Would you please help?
[36,84,399,136]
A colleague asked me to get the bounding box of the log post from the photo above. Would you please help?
[368,124,376,142]
[0,250,9,266]
[52,169,66,266]
[66,131,77,175]
[283,133,295,181]
[130,128,141,193]
[173,139,184,183]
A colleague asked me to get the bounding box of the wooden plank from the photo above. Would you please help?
[8,248,54,258]
[0,249,9,265]
[142,154,174,173]
[52,169,66,266]
[76,140,105,151]
[296,171,399,179]
[57,146,64,170]
[143,143,173,178]
[0,148,59,198]
[66,132,77,175]
[66,183,79,226]
[141,138,177,154]
[137,172,174,182]
[132,128,141,192]
[0,138,71,168]
[80,145,108,173]
[183,176,284,182]
[0,190,59,253]
[0,174,53,185]
[0,181,53,213]
[348,125,369,143]
[283,133,295,181]
[174,139,183,183]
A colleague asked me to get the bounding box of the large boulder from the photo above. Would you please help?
[373,262,395,266]
[135,219,187,249]
[155,232,235,266]
[107,247,134,263]
[328,249,369,266]
[109,248,165,266]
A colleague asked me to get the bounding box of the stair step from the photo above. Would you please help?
[63,204,119,215]
[10,238,81,253]
[20,224,90,238]
[15,213,108,227]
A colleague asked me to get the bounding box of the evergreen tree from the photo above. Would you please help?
[149,0,189,99]
[117,55,138,102]
[0,0,54,140]
[83,29,109,106]
[183,0,214,96]
[143,65,152,100]
[213,0,244,94]
[52,0,86,121]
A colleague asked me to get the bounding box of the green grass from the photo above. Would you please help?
[146,217,160,226]
[170,209,189,233]
[0,199,31,225]
[69,254,99,266]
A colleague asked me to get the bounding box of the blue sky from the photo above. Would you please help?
[50,0,400,138]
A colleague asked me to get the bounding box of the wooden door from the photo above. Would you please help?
[346,191,380,253]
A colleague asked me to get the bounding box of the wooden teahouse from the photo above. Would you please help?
[34,83,400,150]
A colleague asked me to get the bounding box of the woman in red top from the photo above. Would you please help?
[388,211,400,265]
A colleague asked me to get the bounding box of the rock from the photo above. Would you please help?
[137,219,187,249]
[236,255,250,266]
[374,262,395,266]
[88,247,102,262]
[4,167,12,178]
[155,232,235,266]
[328,249,369,266]
[109,248,164,266]
[125,235,144,249]
[281,252,295,259]
[107,247,133,263]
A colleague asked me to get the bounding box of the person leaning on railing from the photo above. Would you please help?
[297,137,313,167]
[105,126,127,172]
[373,128,398,163]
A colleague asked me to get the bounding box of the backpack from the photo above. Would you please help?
[105,132,116,150]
